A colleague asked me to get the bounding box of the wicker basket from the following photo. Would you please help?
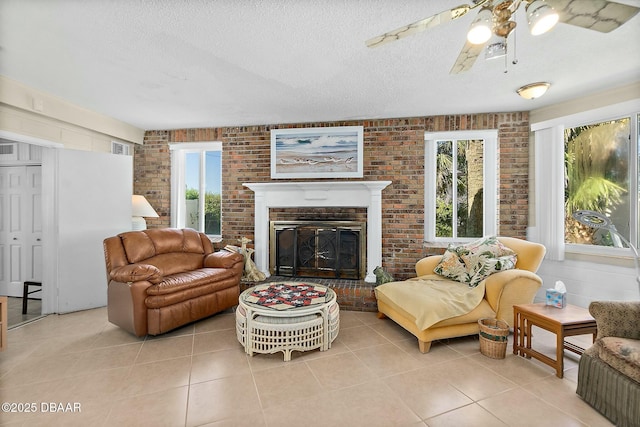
[478,318,509,359]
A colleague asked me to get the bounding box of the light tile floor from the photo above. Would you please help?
[0,307,613,427]
[6,297,42,329]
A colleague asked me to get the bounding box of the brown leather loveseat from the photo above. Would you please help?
[103,228,244,337]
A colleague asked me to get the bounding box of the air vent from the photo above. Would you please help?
[111,141,131,155]
[0,143,18,161]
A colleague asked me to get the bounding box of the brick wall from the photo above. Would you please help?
[134,112,529,280]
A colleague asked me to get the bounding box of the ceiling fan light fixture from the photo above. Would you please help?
[517,82,550,99]
[527,0,559,36]
[467,7,493,44]
[485,38,506,60]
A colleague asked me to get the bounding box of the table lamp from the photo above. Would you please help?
[572,210,640,287]
[132,195,159,230]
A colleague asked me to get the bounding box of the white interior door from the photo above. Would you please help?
[0,166,41,297]
[56,149,132,313]
[25,166,42,284]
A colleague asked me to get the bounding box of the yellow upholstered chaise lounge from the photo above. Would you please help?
[375,237,546,353]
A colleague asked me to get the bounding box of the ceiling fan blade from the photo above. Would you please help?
[546,0,640,33]
[450,41,485,74]
[366,4,472,48]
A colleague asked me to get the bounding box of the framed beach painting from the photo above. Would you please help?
[270,126,364,179]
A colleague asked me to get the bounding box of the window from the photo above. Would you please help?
[531,100,640,261]
[169,142,222,237]
[425,131,497,242]
[564,115,639,250]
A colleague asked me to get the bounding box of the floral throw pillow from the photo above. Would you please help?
[466,254,517,287]
[433,246,469,283]
[433,236,517,287]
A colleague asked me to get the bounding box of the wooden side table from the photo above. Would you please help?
[0,296,7,351]
[513,303,597,378]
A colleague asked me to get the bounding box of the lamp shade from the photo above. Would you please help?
[516,82,550,99]
[132,195,159,217]
[132,195,158,230]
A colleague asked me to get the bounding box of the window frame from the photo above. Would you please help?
[424,130,498,243]
[169,141,223,239]
[531,99,640,260]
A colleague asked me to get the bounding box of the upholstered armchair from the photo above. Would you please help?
[576,301,640,427]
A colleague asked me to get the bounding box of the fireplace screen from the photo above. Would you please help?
[270,221,365,279]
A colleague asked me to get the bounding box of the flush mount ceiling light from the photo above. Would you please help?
[516,82,550,99]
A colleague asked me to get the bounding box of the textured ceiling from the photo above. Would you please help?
[1,0,639,130]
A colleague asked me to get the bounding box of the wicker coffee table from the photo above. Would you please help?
[235,282,339,361]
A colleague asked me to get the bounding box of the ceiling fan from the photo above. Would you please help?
[366,0,640,74]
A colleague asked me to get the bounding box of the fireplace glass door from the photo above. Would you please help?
[271,221,365,279]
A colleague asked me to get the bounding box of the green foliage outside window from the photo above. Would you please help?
[185,188,221,235]
[435,139,483,238]
[564,118,630,246]
[436,199,453,237]
[186,188,199,200]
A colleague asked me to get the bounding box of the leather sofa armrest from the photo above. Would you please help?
[204,251,244,269]
[484,269,543,327]
[590,301,640,340]
[110,264,163,284]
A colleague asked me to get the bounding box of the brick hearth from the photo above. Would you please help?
[239,275,378,312]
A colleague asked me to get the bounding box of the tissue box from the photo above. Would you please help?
[545,289,566,308]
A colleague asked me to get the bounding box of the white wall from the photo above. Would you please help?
[535,258,638,308]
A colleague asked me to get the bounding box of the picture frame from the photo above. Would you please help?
[271,126,364,179]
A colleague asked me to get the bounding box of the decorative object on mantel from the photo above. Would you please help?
[374,266,394,286]
[131,195,159,230]
[572,210,640,290]
[270,126,363,179]
[225,237,266,282]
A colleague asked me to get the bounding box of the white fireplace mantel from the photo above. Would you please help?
[243,181,392,283]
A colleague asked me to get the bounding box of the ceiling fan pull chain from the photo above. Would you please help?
[504,29,519,74]
[503,37,509,73]
[512,28,519,66]
[504,48,508,73]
